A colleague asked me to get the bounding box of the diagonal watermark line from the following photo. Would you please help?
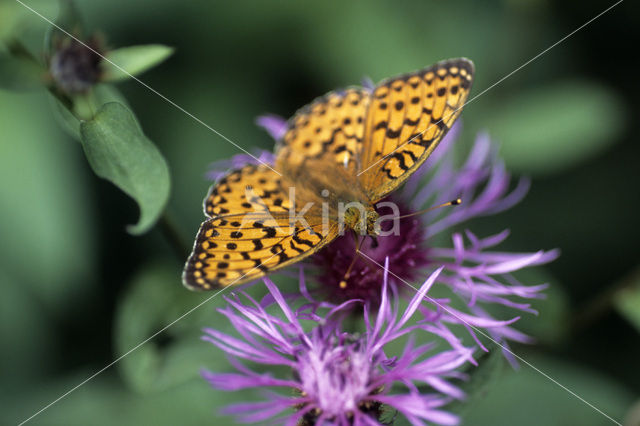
[17,247,288,425]
[358,251,622,426]
[14,0,282,176]
[357,0,624,178]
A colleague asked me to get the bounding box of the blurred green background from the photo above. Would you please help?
[1,0,639,424]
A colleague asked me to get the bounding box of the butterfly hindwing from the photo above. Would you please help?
[185,164,339,290]
[358,58,474,201]
[184,214,339,289]
[204,163,291,217]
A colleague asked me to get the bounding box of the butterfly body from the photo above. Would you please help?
[184,58,474,290]
[279,155,379,235]
[344,204,380,236]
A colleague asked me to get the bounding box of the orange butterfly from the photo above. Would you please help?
[184,58,474,290]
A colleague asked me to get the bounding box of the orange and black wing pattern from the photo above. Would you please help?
[183,164,338,290]
[358,58,474,201]
[275,88,371,175]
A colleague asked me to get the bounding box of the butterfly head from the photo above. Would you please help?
[344,205,380,236]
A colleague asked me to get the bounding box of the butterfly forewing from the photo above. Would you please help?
[276,88,371,175]
[358,58,474,202]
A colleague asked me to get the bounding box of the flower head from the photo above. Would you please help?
[206,150,276,181]
[313,198,429,303]
[206,114,559,364]
[202,266,474,426]
[49,37,103,93]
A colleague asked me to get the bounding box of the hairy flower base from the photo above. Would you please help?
[202,268,473,426]
[313,200,428,304]
[296,390,384,426]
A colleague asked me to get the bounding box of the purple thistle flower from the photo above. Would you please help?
[257,113,289,141]
[313,198,429,303]
[206,150,276,181]
[204,114,282,181]
[206,114,559,363]
[202,265,474,426]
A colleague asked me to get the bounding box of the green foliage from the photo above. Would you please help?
[101,45,174,82]
[0,53,46,90]
[115,263,216,392]
[1,0,175,235]
[0,270,56,384]
[463,354,635,425]
[2,375,232,426]
[482,81,626,175]
[49,83,130,139]
[80,102,170,234]
[446,349,505,416]
[614,269,640,334]
[0,90,95,310]
[0,0,57,42]
[43,0,84,56]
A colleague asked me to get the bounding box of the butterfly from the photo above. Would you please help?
[183,58,474,290]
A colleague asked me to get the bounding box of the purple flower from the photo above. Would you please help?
[256,114,289,141]
[202,266,475,426]
[204,115,283,181]
[206,115,559,364]
[313,198,429,303]
[206,150,276,181]
[279,119,557,356]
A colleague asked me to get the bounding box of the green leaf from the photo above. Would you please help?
[101,45,174,82]
[0,53,46,91]
[0,0,58,42]
[115,263,229,393]
[0,373,236,425]
[49,83,131,139]
[80,102,170,234]
[44,0,84,57]
[463,354,635,425]
[446,349,504,415]
[0,270,56,385]
[49,93,81,139]
[0,90,95,311]
[483,81,627,175]
[614,268,640,333]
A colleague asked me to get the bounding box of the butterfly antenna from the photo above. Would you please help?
[339,235,365,289]
[396,198,462,220]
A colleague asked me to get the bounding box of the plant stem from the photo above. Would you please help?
[570,266,640,334]
[158,212,191,262]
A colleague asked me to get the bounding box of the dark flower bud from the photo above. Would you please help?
[49,38,102,93]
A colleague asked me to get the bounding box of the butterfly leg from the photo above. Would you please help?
[339,233,366,289]
[370,236,379,249]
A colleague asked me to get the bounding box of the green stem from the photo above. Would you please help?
[158,212,191,262]
[6,38,39,62]
[570,266,640,334]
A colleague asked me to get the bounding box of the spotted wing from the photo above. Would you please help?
[358,58,474,202]
[275,88,371,175]
[184,164,339,290]
[203,163,291,218]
